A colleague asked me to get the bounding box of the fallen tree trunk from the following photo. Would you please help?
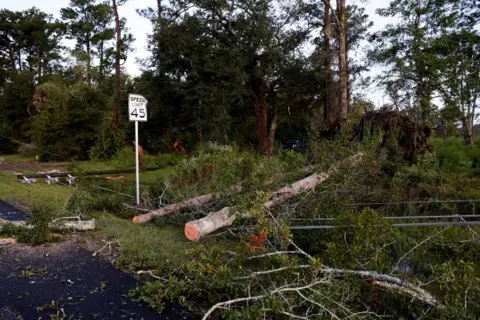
[133,166,321,224]
[0,219,95,231]
[132,193,220,223]
[185,154,362,241]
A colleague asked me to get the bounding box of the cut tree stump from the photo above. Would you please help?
[184,153,362,241]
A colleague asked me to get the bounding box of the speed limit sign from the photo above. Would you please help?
[128,93,148,206]
[128,94,148,122]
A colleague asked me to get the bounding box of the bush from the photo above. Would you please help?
[0,204,57,246]
[110,146,136,169]
[29,82,110,161]
[145,152,185,169]
[434,138,480,173]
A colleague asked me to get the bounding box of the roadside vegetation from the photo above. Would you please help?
[1,129,479,319]
[0,0,479,318]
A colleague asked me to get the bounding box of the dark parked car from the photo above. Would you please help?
[282,140,305,150]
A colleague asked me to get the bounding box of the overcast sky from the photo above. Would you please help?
[4,0,391,106]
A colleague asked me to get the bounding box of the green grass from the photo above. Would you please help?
[0,171,72,209]
[0,154,37,164]
[0,154,175,210]
[92,213,236,273]
[77,160,117,171]
[0,156,233,282]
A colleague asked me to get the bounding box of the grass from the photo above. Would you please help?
[76,161,117,172]
[92,214,234,273]
[0,171,72,210]
[0,153,234,293]
[0,154,37,164]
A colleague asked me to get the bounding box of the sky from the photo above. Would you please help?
[3,0,392,106]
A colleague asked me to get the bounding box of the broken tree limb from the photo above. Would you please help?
[185,153,362,242]
[0,218,95,231]
[132,192,221,224]
[133,166,321,224]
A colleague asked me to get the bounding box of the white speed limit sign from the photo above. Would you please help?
[129,93,148,205]
[128,94,148,122]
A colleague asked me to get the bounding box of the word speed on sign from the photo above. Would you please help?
[128,94,148,122]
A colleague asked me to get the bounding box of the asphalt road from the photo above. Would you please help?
[0,200,194,320]
[0,200,30,221]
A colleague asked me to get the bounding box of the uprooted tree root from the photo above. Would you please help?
[319,110,433,163]
[354,110,433,163]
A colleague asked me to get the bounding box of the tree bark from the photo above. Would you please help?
[132,192,219,224]
[35,39,42,83]
[323,3,333,123]
[0,219,95,231]
[85,12,92,86]
[462,116,474,146]
[112,0,122,131]
[184,153,363,241]
[253,78,269,155]
[266,103,279,157]
[184,173,331,241]
[157,0,162,21]
[253,78,278,156]
[336,0,348,120]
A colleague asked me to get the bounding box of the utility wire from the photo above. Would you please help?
[25,183,70,198]
[92,185,135,198]
[289,221,480,230]
[345,199,480,206]
[289,214,480,222]
[2,134,138,199]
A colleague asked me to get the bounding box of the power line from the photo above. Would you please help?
[1,133,139,200]
[289,221,480,230]
[92,185,135,198]
[345,200,480,206]
[24,183,70,198]
[290,214,480,222]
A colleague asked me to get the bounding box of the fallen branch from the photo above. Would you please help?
[133,166,320,224]
[0,219,95,231]
[185,153,362,241]
[133,192,221,223]
[203,264,440,319]
[321,267,440,307]
[202,279,331,320]
[136,270,169,282]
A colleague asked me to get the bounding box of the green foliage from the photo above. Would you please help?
[432,260,480,318]
[325,208,395,271]
[145,153,185,169]
[109,146,135,169]
[434,138,480,173]
[0,204,57,246]
[108,146,185,170]
[89,117,127,160]
[29,81,109,161]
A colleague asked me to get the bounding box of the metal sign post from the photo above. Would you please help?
[128,93,148,206]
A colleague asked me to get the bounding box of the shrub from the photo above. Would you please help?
[145,152,185,169]
[0,204,57,246]
[110,146,136,169]
[434,137,480,173]
[29,82,109,161]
